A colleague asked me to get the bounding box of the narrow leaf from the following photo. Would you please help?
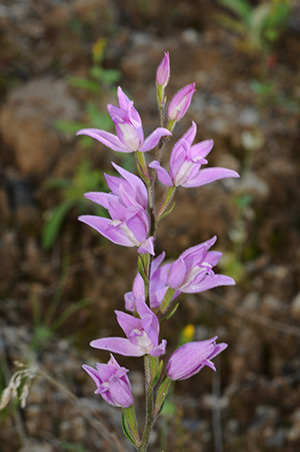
[154,376,172,417]
[121,407,140,446]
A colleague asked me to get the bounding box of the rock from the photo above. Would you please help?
[241,291,261,310]
[261,294,283,314]
[237,170,270,199]
[19,442,52,452]
[290,293,300,317]
[241,129,264,151]
[265,428,287,449]
[238,108,260,127]
[0,78,79,177]
[181,28,199,45]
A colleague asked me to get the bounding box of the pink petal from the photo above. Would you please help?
[189,139,214,161]
[182,167,240,188]
[149,161,173,187]
[138,236,155,255]
[84,192,117,209]
[90,337,144,357]
[139,128,171,153]
[182,274,235,293]
[78,215,133,247]
[76,128,130,152]
[167,257,186,288]
[111,162,148,208]
[115,310,142,337]
[150,339,167,357]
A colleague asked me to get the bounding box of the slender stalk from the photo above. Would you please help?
[138,356,155,452]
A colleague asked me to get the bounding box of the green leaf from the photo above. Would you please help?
[216,15,248,37]
[154,376,172,417]
[235,193,253,208]
[89,66,104,81]
[42,200,75,250]
[99,69,121,85]
[165,302,179,321]
[31,325,53,351]
[121,407,140,446]
[218,0,252,24]
[250,3,271,36]
[159,287,176,315]
[160,398,176,417]
[51,299,89,331]
[151,359,163,387]
[69,77,100,93]
[43,177,71,190]
[54,120,86,136]
[86,102,113,130]
[61,441,91,452]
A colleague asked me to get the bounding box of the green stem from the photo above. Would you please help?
[138,356,155,452]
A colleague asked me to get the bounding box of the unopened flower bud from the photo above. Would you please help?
[166,337,227,381]
[156,52,170,88]
[168,83,196,124]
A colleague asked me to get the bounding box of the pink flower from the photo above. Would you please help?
[91,298,166,358]
[83,354,133,407]
[77,87,171,153]
[149,122,239,188]
[167,337,228,380]
[166,236,235,293]
[78,163,154,255]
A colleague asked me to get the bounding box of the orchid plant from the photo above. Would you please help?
[78,52,239,451]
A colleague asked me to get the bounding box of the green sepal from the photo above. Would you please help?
[156,84,164,108]
[156,201,175,223]
[135,151,150,185]
[149,357,163,387]
[161,302,179,322]
[138,255,148,281]
[167,119,176,132]
[154,376,172,417]
[121,406,140,447]
[159,287,176,315]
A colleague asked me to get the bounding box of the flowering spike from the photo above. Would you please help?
[79,53,239,450]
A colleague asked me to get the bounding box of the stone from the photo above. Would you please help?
[0,78,79,177]
[236,170,270,199]
[290,293,300,317]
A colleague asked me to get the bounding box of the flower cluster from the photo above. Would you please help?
[80,52,239,450]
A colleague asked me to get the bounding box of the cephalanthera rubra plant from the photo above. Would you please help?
[78,51,239,451]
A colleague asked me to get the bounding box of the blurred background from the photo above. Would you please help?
[0,0,300,451]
